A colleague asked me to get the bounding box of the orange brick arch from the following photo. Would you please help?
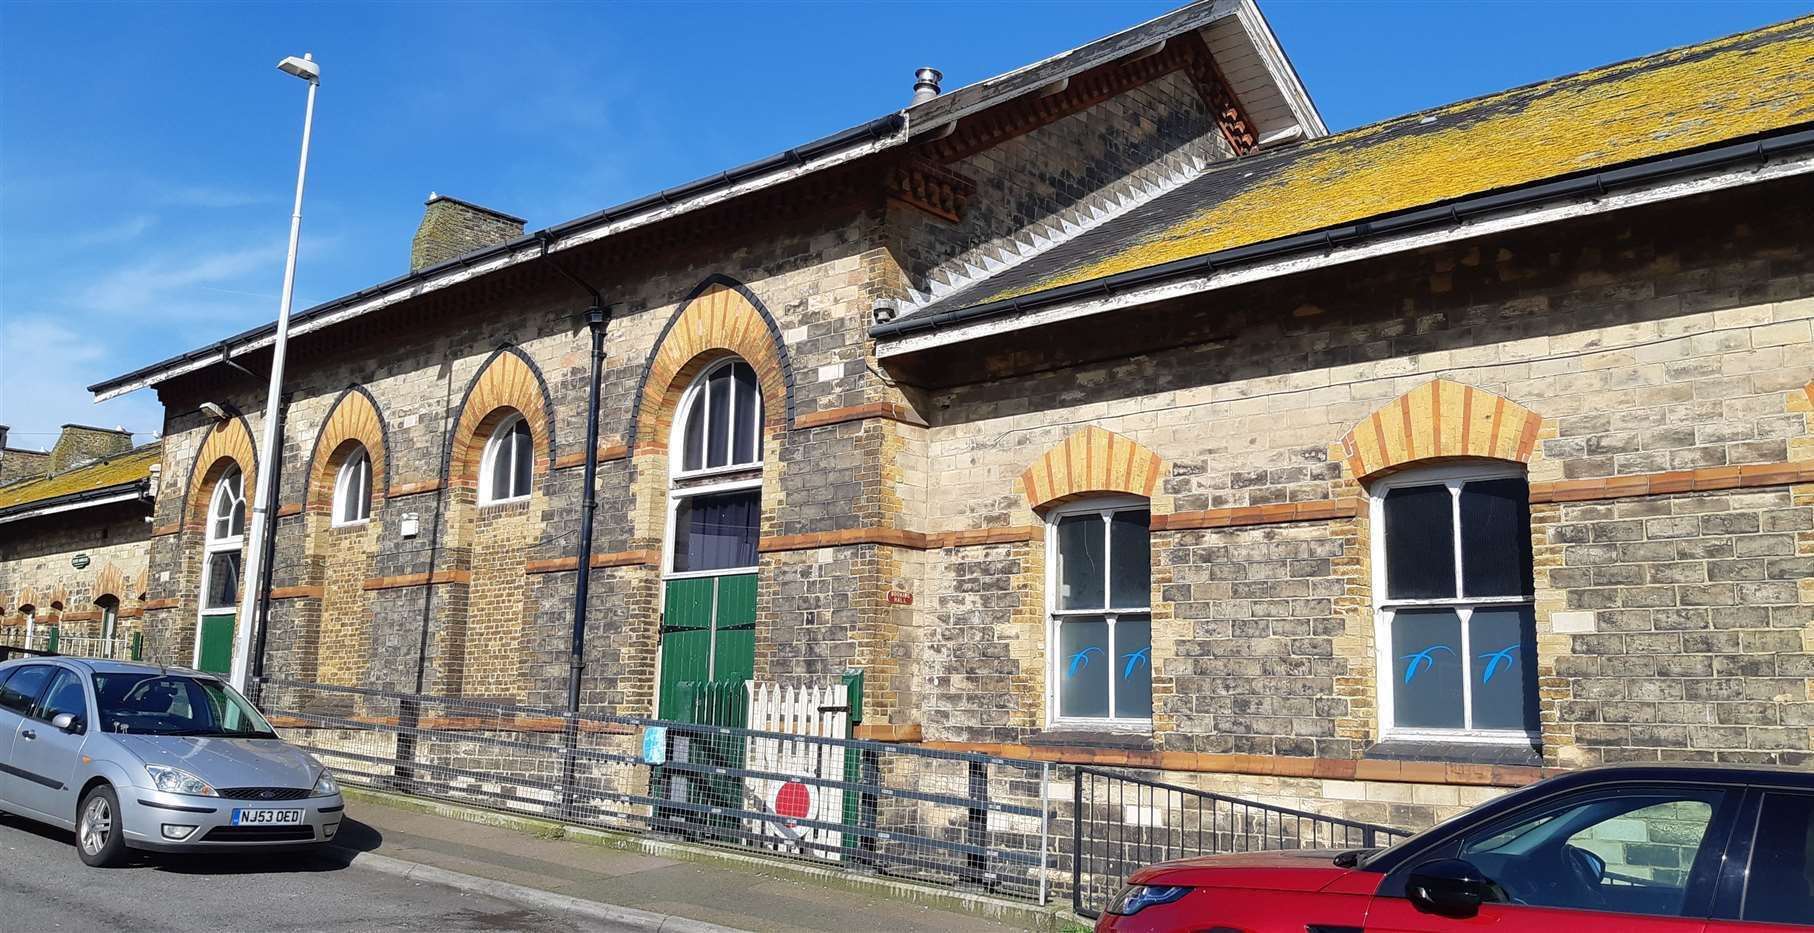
[1021,425,1163,511]
[182,414,259,532]
[629,275,793,454]
[304,386,388,514]
[446,346,556,489]
[1339,379,1542,481]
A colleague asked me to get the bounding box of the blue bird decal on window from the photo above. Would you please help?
[1066,645,1103,677]
[1478,646,1518,684]
[1399,645,1454,684]
[1121,645,1151,680]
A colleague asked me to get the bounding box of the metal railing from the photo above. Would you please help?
[1070,766,1410,918]
[257,679,1058,903]
[0,629,139,660]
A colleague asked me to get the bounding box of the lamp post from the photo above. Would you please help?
[229,52,319,692]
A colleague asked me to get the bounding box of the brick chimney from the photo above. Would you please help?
[410,193,526,272]
[49,424,134,473]
[0,424,51,485]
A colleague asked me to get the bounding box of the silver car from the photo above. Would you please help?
[0,657,344,866]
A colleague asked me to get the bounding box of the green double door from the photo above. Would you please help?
[197,612,235,674]
[657,574,756,721]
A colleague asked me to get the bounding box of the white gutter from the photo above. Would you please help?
[0,490,145,525]
[875,151,1814,358]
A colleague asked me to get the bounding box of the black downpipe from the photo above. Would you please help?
[569,303,611,713]
[542,241,611,820]
[247,394,291,697]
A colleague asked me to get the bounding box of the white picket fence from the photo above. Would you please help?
[743,681,850,861]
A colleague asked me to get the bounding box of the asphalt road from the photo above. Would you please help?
[0,813,612,932]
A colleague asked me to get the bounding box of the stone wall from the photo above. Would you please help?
[906,177,1814,773]
[1,502,151,642]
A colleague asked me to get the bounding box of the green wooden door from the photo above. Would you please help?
[197,612,234,673]
[657,573,756,721]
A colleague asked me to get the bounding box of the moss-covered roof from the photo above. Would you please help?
[930,15,1814,313]
[0,443,160,512]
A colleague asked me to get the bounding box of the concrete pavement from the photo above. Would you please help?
[0,809,595,932]
[0,792,1050,932]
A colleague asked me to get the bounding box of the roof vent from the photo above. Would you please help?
[911,67,943,106]
[410,193,526,272]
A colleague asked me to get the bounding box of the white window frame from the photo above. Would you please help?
[196,469,246,667]
[479,413,533,506]
[671,358,764,482]
[1369,462,1536,745]
[97,596,119,643]
[333,447,373,526]
[1044,494,1153,729]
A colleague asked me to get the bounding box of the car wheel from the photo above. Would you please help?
[76,785,128,868]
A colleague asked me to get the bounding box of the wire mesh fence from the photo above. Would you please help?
[256,678,1058,903]
[1070,766,1411,918]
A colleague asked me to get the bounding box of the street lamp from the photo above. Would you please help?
[229,52,319,692]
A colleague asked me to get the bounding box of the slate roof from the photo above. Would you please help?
[915,15,1814,317]
[0,443,159,514]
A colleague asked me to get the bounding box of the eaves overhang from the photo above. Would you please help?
[0,480,152,526]
[90,1,1318,404]
[871,125,1814,356]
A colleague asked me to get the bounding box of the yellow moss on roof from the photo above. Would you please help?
[0,444,160,511]
[979,16,1814,305]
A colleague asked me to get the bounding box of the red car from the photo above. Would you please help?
[1097,763,1814,932]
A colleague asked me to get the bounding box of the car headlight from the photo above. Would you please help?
[1106,884,1192,916]
[312,769,339,796]
[145,764,218,797]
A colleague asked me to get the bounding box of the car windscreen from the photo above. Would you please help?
[92,672,278,739]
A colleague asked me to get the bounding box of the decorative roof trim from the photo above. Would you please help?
[875,134,1814,356]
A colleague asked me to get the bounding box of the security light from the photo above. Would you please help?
[277,53,319,82]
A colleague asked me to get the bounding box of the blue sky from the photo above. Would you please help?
[2,0,1807,449]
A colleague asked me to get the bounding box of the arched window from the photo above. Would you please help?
[210,467,247,543]
[1370,463,1536,743]
[95,594,120,643]
[479,414,533,504]
[334,447,373,525]
[1047,496,1152,725]
[675,359,762,476]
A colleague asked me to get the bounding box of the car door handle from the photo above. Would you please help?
[20,729,36,740]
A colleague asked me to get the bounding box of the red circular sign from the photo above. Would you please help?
[774,780,811,819]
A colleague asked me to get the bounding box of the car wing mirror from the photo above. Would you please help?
[51,712,83,733]
[1407,858,1508,919]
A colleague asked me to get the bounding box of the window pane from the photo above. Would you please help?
[1469,605,1536,732]
[359,456,372,518]
[37,669,88,721]
[1057,617,1110,719]
[1460,478,1533,597]
[1391,608,1463,729]
[488,435,513,501]
[205,552,241,609]
[1744,793,1814,923]
[230,499,246,537]
[0,665,51,714]
[1461,792,1723,917]
[682,389,706,472]
[1114,615,1152,720]
[1109,510,1151,608]
[673,490,760,572]
[706,365,732,468]
[732,362,759,465]
[511,420,533,497]
[1384,484,1456,599]
[1057,513,1105,610]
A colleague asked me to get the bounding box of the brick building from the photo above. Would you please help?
[0,424,157,654]
[86,2,1814,827]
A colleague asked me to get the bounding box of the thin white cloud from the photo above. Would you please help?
[76,242,286,318]
[0,316,163,443]
[71,214,158,247]
[156,185,276,209]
